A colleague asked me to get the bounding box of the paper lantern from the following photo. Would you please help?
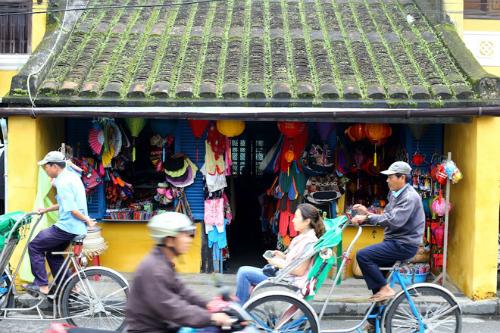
[216,120,245,137]
[345,123,366,142]
[364,124,392,144]
[125,118,147,161]
[188,120,210,138]
[277,121,306,138]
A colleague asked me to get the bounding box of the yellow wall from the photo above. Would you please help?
[444,117,500,300]
[0,70,18,97]
[0,1,47,97]
[100,222,203,273]
[462,19,500,76]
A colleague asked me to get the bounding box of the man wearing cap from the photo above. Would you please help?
[351,161,425,305]
[24,151,96,295]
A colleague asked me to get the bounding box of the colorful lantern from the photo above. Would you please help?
[431,190,451,217]
[412,151,426,166]
[216,120,245,137]
[364,124,392,167]
[188,120,210,138]
[277,121,306,138]
[284,149,295,163]
[436,163,448,185]
[125,118,147,161]
[345,123,366,142]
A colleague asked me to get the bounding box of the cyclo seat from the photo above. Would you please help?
[71,234,86,243]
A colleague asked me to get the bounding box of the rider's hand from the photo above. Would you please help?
[36,208,47,214]
[86,218,97,229]
[211,312,233,327]
[351,215,367,226]
[353,204,369,215]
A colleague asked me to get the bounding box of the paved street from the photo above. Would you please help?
[0,315,499,333]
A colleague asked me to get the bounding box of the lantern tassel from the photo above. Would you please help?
[374,144,377,167]
[132,138,136,162]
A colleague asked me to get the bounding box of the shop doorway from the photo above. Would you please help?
[225,122,279,272]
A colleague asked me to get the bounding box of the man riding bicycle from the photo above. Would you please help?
[351,161,425,331]
[126,212,233,333]
[25,151,96,296]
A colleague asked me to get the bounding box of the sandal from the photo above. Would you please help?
[22,283,49,296]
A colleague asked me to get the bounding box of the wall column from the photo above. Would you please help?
[445,117,500,299]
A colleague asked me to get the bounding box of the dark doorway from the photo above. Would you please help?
[225,122,279,273]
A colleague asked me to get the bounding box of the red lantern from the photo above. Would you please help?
[345,124,366,142]
[437,164,448,185]
[412,152,425,166]
[277,122,306,138]
[364,124,392,144]
[188,120,210,138]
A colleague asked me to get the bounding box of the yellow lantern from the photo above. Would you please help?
[216,120,245,137]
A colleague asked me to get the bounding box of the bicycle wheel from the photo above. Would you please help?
[0,269,14,311]
[384,285,461,333]
[245,292,319,333]
[60,267,129,331]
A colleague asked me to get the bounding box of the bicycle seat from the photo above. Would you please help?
[71,234,86,243]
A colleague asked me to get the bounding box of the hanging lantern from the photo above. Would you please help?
[436,163,448,185]
[216,120,245,137]
[431,190,451,217]
[345,123,366,142]
[125,118,147,161]
[277,121,306,138]
[284,149,295,163]
[316,122,335,142]
[412,151,426,166]
[364,124,392,167]
[188,119,210,138]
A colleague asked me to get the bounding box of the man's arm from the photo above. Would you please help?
[37,204,59,213]
[71,210,96,228]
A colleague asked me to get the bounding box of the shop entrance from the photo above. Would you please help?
[225,122,280,272]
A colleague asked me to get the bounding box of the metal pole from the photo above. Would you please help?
[0,118,8,213]
[441,151,452,286]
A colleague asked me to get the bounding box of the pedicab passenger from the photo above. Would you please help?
[126,212,233,333]
[235,203,325,305]
[25,151,96,296]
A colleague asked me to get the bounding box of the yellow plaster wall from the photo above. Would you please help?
[99,222,203,273]
[0,70,18,97]
[31,0,47,52]
[444,117,500,299]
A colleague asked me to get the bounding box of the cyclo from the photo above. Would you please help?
[0,211,129,331]
[243,215,462,333]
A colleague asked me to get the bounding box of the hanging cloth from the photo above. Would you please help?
[205,141,225,176]
[19,167,59,282]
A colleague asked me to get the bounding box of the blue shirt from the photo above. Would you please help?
[392,184,408,198]
[53,168,88,236]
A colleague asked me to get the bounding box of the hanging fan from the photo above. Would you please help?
[88,123,105,155]
[109,121,123,157]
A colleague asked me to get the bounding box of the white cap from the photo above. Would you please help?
[38,151,66,166]
[381,161,412,175]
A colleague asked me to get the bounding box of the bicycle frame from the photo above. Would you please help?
[0,213,91,321]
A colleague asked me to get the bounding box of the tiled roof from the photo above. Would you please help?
[8,0,500,106]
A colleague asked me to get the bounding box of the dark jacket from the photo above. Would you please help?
[368,184,425,246]
[126,247,212,333]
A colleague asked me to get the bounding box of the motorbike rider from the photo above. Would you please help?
[126,212,233,333]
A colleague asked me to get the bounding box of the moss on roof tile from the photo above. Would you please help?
[8,0,500,106]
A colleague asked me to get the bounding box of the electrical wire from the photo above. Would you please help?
[0,0,226,17]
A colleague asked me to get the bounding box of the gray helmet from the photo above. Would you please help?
[147,212,195,244]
